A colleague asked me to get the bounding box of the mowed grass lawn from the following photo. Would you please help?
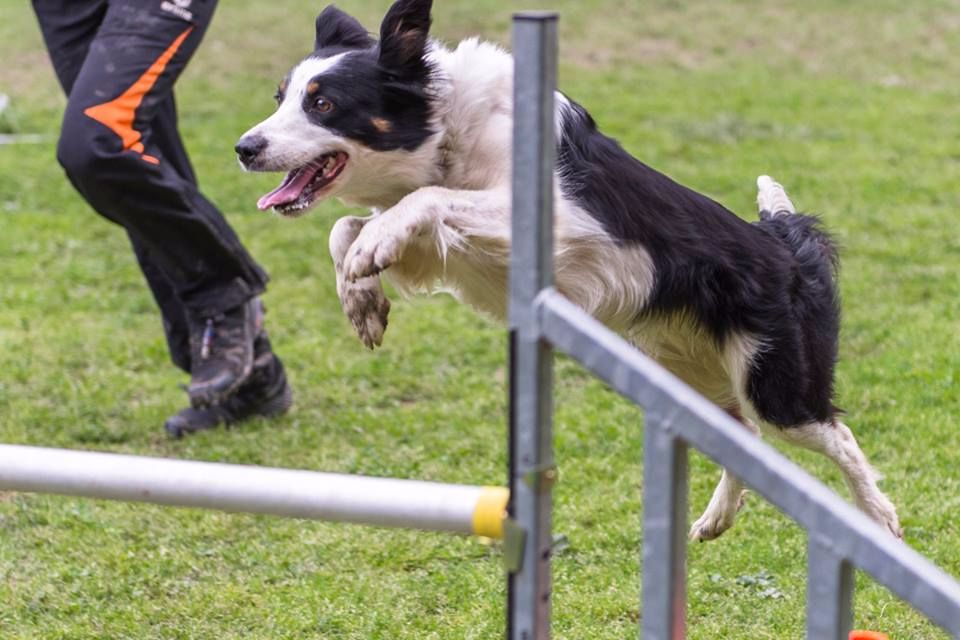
[2,1,959,638]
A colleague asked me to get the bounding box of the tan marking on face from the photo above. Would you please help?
[371,118,392,133]
[307,81,320,95]
[279,78,288,94]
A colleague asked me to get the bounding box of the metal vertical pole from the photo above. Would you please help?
[642,412,688,640]
[509,11,558,640]
[807,536,854,639]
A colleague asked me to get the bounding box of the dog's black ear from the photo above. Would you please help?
[378,0,432,77]
[315,5,374,50]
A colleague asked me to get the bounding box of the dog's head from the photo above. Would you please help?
[236,0,437,216]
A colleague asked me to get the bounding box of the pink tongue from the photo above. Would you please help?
[257,166,320,210]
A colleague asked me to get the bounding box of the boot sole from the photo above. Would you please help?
[167,384,291,439]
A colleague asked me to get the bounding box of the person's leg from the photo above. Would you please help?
[50,0,268,316]
[128,93,224,376]
[35,0,290,418]
[129,235,192,372]
[34,0,198,374]
[32,0,107,95]
[145,91,293,430]
[133,228,293,436]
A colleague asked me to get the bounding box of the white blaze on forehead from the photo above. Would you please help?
[254,53,350,134]
[241,53,352,170]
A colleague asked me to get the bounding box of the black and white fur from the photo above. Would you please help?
[236,0,902,540]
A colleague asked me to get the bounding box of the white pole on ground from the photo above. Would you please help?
[0,445,508,538]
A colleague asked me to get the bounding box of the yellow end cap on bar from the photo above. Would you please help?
[472,487,510,539]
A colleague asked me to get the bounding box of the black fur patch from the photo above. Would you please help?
[299,2,435,152]
[300,49,434,152]
[557,98,841,426]
[315,5,376,50]
[378,0,433,80]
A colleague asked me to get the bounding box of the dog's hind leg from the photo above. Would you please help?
[689,407,759,542]
[757,175,796,218]
[768,420,903,538]
[330,215,392,349]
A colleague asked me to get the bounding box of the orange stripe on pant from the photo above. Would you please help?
[83,26,194,165]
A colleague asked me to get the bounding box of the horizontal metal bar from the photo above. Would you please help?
[0,445,508,538]
[536,289,960,636]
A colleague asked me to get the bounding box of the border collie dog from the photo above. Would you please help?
[236,0,902,540]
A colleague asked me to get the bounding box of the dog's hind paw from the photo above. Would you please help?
[859,492,904,541]
[689,512,733,542]
[339,278,391,349]
[689,489,746,542]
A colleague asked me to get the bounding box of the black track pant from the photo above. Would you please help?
[33,0,268,373]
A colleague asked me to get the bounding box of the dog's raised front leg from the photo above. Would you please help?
[341,202,434,283]
[330,215,392,349]
[341,187,501,284]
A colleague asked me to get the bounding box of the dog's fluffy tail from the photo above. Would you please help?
[756,175,796,219]
[754,174,838,274]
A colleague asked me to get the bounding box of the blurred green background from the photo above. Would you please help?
[1,1,958,638]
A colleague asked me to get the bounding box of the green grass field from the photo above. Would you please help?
[2,1,959,638]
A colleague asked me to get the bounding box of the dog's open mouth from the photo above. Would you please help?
[256,151,349,215]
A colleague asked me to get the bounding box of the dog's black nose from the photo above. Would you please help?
[235,135,267,165]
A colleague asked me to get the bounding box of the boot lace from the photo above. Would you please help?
[200,318,215,360]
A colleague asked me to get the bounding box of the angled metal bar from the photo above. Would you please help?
[508,11,558,640]
[0,445,509,537]
[808,535,855,639]
[536,289,960,636]
[642,416,688,640]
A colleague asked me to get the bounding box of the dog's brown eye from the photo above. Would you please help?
[314,97,334,113]
[273,91,283,105]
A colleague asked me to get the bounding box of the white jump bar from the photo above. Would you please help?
[0,445,508,538]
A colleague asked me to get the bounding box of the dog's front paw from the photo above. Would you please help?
[343,221,409,282]
[340,278,391,349]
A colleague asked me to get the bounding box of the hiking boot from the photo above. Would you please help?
[165,333,293,438]
[187,297,263,408]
